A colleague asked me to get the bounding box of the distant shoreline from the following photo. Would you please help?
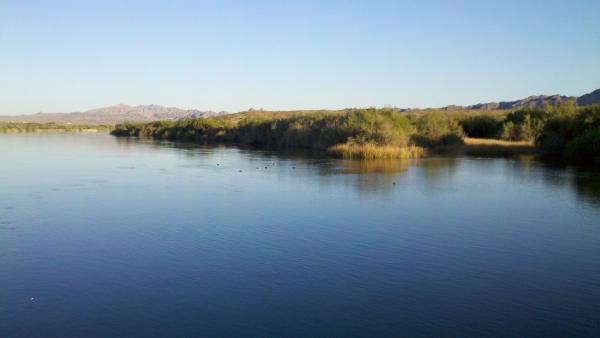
[0,122,112,133]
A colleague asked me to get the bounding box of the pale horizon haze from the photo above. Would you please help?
[1,0,599,115]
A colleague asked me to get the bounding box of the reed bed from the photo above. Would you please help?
[462,137,536,155]
[328,143,427,159]
[464,137,534,147]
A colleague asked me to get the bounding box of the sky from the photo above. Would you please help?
[1,0,599,115]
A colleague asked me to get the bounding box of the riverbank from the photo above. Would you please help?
[111,105,600,163]
[110,108,465,159]
[0,122,112,133]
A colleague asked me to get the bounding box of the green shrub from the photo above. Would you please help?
[500,109,547,141]
[413,112,464,147]
[536,105,600,154]
[536,115,576,154]
[564,127,600,163]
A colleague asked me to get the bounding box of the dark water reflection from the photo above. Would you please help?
[1,133,599,337]
[112,136,600,205]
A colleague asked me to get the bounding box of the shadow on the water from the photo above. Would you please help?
[543,161,600,208]
[571,170,600,207]
[504,155,600,209]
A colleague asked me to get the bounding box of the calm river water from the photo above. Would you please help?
[1,133,599,337]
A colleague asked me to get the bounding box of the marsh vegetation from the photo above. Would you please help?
[112,104,600,163]
[111,108,464,159]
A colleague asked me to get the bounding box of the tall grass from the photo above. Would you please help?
[463,137,536,156]
[328,143,426,159]
[463,137,533,147]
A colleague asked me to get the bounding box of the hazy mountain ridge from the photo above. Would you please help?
[440,88,598,111]
[1,88,599,124]
[465,94,576,110]
[576,89,600,106]
[0,104,226,124]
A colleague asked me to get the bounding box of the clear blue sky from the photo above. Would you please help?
[1,0,599,114]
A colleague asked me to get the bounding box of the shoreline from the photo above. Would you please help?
[0,122,112,133]
[113,134,541,160]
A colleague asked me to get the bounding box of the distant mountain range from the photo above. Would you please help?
[1,88,599,124]
[442,88,600,111]
[0,104,226,124]
[576,88,600,106]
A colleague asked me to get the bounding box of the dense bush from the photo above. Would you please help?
[499,108,548,141]
[236,113,354,149]
[564,127,600,163]
[459,115,502,138]
[536,105,600,163]
[345,109,414,147]
[412,112,464,147]
[535,115,576,154]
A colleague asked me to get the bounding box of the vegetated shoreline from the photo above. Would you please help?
[110,104,600,163]
[0,122,112,133]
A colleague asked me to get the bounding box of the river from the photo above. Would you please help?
[1,133,599,337]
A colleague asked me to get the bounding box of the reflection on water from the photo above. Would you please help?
[572,170,600,206]
[1,133,600,337]
[112,134,600,206]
